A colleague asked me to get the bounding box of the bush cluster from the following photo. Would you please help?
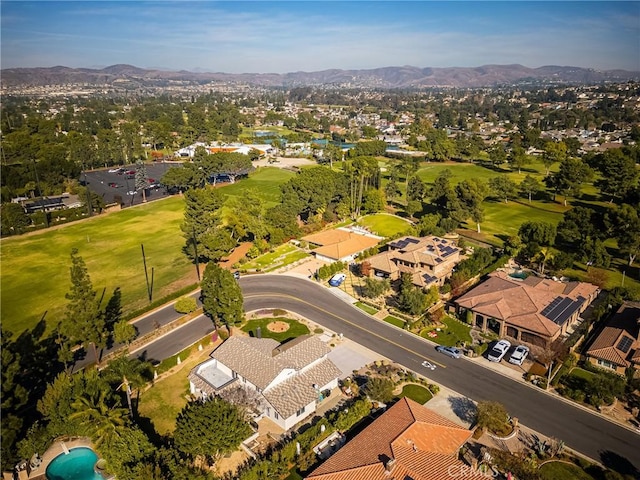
[317,261,346,280]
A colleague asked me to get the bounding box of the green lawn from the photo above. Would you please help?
[222,167,294,208]
[1,168,295,335]
[0,196,194,334]
[357,214,413,238]
[138,343,213,435]
[239,243,310,272]
[569,367,596,382]
[465,198,569,245]
[397,384,433,404]
[355,302,379,315]
[539,461,595,480]
[383,315,405,328]
[241,317,310,343]
[423,316,472,347]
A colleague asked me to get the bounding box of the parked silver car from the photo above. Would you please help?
[436,345,462,359]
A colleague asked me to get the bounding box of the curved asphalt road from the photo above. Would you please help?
[81,273,639,469]
[240,274,640,470]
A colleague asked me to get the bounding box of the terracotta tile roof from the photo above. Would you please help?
[302,230,355,246]
[455,271,598,337]
[301,229,382,261]
[263,358,342,419]
[211,335,331,390]
[365,251,398,275]
[586,302,640,368]
[313,236,381,261]
[306,398,478,480]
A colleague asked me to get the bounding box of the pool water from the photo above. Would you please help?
[508,271,529,280]
[45,447,105,480]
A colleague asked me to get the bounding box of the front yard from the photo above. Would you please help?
[420,316,473,347]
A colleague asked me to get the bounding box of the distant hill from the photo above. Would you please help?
[2,63,639,89]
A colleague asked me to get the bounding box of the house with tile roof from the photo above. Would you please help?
[454,271,599,348]
[361,235,462,289]
[584,301,640,375]
[305,397,484,480]
[189,335,341,431]
[302,228,383,263]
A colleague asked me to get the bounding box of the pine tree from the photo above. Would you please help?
[63,248,106,365]
[200,263,244,335]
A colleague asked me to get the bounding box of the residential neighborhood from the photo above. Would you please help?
[1,3,640,478]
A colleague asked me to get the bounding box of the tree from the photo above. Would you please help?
[173,398,252,465]
[595,149,639,203]
[181,188,227,263]
[397,273,429,316]
[519,174,543,203]
[488,144,507,167]
[70,388,129,447]
[518,221,556,247]
[361,189,385,214]
[406,175,427,202]
[489,176,518,203]
[362,277,390,299]
[0,202,30,235]
[200,263,244,334]
[508,146,529,174]
[364,377,394,403]
[556,206,597,248]
[161,166,199,192]
[455,178,488,233]
[475,401,510,434]
[103,354,153,417]
[113,319,137,346]
[62,248,106,366]
[384,179,402,203]
[550,157,594,206]
[542,141,567,175]
[614,204,640,266]
[134,160,148,202]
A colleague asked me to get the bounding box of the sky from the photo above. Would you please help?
[1,1,639,73]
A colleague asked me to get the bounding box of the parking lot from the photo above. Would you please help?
[82,162,180,207]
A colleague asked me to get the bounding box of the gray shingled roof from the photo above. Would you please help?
[263,358,342,419]
[211,335,332,390]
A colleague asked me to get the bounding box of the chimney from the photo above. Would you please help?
[384,458,396,473]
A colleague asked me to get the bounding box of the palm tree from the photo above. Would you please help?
[70,389,129,447]
[103,354,153,417]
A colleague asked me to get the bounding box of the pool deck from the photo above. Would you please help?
[26,437,95,480]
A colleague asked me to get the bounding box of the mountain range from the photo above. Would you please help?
[2,64,639,89]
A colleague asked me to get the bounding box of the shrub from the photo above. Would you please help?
[364,377,394,403]
[473,343,489,356]
[174,296,198,314]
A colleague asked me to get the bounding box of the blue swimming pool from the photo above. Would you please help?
[45,447,105,480]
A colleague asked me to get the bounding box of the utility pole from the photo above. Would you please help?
[192,228,201,281]
[32,159,49,228]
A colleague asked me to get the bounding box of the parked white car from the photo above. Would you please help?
[509,345,530,365]
[487,339,511,362]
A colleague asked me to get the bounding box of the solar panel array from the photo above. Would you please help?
[392,237,420,249]
[617,336,634,354]
[541,295,585,326]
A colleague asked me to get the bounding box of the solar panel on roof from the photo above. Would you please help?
[541,296,583,326]
[406,238,420,244]
[541,296,564,318]
[617,336,633,354]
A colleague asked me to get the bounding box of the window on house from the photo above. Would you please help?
[296,406,306,416]
[274,412,279,420]
[597,358,617,370]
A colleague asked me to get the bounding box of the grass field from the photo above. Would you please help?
[355,302,378,315]
[383,316,405,328]
[239,243,310,272]
[539,461,595,480]
[424,316,472,347]
[397,384,433,404]
[357,213,414,238]
[1,168,295,335]
[1,195,194,334]
[241,317,310,343]
[138,341,214,435]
